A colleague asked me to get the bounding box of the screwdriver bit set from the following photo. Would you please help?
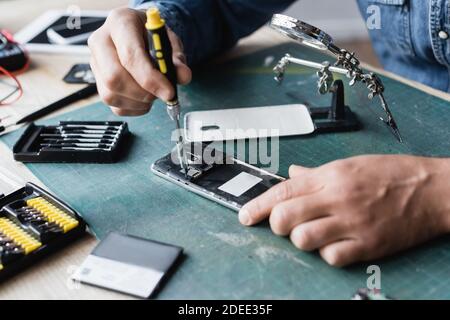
[0,183,86,281]
[13,121,130,163]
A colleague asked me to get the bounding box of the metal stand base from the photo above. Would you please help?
[309,80,360,133]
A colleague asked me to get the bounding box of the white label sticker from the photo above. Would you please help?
[71,255,164,298]
[218,172,263,197]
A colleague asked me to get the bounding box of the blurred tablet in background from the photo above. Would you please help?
[46,17,105,45]
[14,10,108,54]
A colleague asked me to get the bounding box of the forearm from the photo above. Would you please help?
[425,158,450,233]
[130,0,294,65]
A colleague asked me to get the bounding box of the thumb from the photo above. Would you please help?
[168,28,192,85]
[289,164,311,178]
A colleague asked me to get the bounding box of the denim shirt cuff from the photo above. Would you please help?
[130,1,193,65]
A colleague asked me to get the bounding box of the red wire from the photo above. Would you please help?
[0,64,24,106]
[0,29,28,106]
[0,29,15,42]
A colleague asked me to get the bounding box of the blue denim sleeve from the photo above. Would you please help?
[130,0,294,65]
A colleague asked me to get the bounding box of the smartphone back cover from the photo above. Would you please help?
[184,104,315,142]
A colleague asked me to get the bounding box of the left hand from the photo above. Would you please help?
[239,155,450,267]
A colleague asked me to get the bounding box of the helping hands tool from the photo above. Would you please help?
[145,8,189,176]
[270,14,403,143]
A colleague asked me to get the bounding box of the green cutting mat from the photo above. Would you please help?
[2,44,450,299]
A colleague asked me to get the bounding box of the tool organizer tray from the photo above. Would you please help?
[13,121,129,163]
[0,183,86,281]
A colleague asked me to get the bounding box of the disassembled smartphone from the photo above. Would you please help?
[151,143,284,211]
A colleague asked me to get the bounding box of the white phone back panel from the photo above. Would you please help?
[184,104,315,142]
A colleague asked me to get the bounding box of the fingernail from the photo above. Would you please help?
[177,53,187,64]
[239,208,251,226]
[155,86,172,101]
[161,89,173,101]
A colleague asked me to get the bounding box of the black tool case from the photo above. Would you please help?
[13,121,130,163]
[0,183,86,281]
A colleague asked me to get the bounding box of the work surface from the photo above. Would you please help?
[2,43,450,299]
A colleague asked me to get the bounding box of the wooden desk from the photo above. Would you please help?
[1,0,449,300]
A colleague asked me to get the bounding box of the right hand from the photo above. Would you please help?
[88,8,192,116]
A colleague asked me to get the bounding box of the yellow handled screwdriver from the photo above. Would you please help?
[145,7,189,176]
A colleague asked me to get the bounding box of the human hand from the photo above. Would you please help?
[88,8,192,116]
[239,155,450,267]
